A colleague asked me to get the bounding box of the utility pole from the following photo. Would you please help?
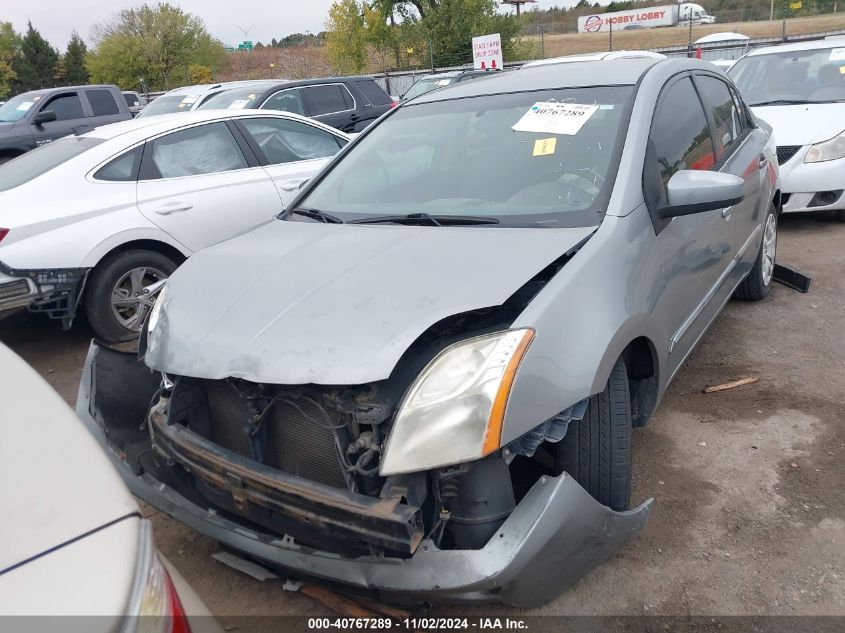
[539,24,545,59]
[770,0,775,20]
[688,16,694,56]
[609,19,613,52]
[782,0,787,41]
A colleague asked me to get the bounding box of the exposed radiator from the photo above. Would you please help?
[204,381,348,489]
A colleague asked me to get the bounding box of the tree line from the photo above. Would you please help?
[0,3,226,98]
[324,0,526,74]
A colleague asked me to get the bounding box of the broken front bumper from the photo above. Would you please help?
[0,261,88,323]
[77,341,652,608]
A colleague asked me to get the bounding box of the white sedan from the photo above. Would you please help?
[0,342,220,629]
[0,109,349,341]
[730,39,845,219]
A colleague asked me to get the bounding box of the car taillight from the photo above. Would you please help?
[125,520,191,633]
[0,228,8,244]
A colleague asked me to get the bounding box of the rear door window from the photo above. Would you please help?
[261,89,305,115]
[238,117,343,164]
[302,84,353,116]
[87,89,120,116]
[355,80,392,106]
[41,92,84,120]
[143,123,248,179]
[650,76,715,186]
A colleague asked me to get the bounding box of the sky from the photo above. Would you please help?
[4,0,574,50]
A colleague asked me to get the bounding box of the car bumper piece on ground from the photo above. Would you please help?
[0,261,88,324]
[77,341,653,608]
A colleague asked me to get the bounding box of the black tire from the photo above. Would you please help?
[554,357,632,511]
[834,210,845,222]
[734,203,777,301]
[84,250,177,343]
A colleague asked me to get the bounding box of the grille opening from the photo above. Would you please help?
[776,145,801,165]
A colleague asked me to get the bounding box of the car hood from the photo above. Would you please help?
[751,103,845,145]
[146,220,596,385]
[0,344,138,574]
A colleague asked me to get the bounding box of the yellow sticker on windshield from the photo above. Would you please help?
[533,137,557,156]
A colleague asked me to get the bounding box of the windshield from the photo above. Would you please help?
[295,86,633,228]
[199,86,264,110]
[136,94,203,118]
[0,93,44,122]
[402,77,455,101]
[730,47,845,105]
[0,137,104,191]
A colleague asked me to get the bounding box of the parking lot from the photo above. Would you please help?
[2,213,842,622]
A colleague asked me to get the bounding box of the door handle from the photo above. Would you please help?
[758,155,768,169]
[153,202,193,215]
[722,207,732,219]
[349,113,360,121]
[279,178,309,192]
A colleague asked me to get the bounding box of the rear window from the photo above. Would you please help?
[355,80,392,106]
[199,87,264,110]
[0,137,104,191]
[123,93,140,107]
[87,89,120,116]
[137,94,202,118]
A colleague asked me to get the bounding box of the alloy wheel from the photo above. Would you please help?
[110,266,167,331]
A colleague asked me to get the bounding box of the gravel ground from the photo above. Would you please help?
[2,213,843,625]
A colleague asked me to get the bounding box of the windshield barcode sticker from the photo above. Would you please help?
[513,102,599,135]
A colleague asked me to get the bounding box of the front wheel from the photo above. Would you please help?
[734,203,777,301]
[554,357,632,511]
[84,250,177,343]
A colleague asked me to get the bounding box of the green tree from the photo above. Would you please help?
[64,32,90,84]
[325,0,367,74]
[87,3,226,91]
[421,0,520,66]
[13,21,58,91]
[0,22,21,96]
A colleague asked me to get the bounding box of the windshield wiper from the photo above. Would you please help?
[288,207,344,224]
[749,99,817,106]
[349,212,500,226]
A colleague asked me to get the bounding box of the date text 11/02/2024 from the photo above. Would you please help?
[307,618,529,630]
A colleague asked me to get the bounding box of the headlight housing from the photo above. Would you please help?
[805,130,845,163]
[147,283,167,334]
[379,328,535,476]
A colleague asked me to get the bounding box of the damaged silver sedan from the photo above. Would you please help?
[77,58,779,607]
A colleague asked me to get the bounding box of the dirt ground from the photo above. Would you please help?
[528,14,845,58]
[1,213,843,625]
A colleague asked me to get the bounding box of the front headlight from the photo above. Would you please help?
[805,130,845,163]
[146,282,167,334]
[379,328,534,476]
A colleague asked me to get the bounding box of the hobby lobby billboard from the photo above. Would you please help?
[577,5,679,33]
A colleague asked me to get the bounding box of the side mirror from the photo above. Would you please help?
[659,170,745,219]
[33,110,57,125]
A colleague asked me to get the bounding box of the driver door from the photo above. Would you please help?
[30,91,90,146]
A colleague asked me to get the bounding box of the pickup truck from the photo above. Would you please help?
[0,85,131,164]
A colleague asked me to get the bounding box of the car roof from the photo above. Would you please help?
[83,108,350,144]
[744,38,845,57]
[161,80,281,96]
[20,84,118,96]
[522,51,666,69]
[411,58,667,103]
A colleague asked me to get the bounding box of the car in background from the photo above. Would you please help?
[711,59,736,70]
[198,76,395,133]
[400,69,500,101]
[521,50,666,69]
[122,90,146,116]
[136,80,280,119]
[0,85,131,164]
[78,58,778,608]
[0,110,350,342]
[730,39,845,219]
[0,342,220,629]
